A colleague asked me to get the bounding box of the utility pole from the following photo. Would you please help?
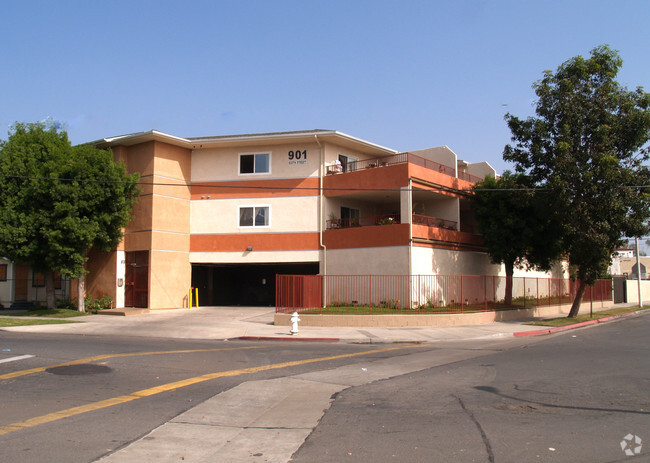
[634,236,643,307]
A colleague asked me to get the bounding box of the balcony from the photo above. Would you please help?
[324,213,482,249]
[324,153,482,198]
[326,152,483,183]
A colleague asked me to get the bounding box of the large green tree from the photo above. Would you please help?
[503,45,650,317]
[472,172,564,305]
[0,122,140,309]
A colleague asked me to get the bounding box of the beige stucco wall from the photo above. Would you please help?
[465,161,497,179]
[191,196,320,234]
[625,280,650,304]
[149,250,192,309]
[190,250,321,264]
[410,146,457,172]
[411,246,567,279]
[192,143,321,182]
[326,246,410,275]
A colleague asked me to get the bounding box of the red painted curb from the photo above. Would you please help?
[514,310,641,337]
[237,336,339,342]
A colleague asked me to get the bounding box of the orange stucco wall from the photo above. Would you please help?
[323,224,410,249]
[191,232,320,252]
[85,248,117,302]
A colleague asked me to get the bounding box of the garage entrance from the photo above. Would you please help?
[191,263,319,307]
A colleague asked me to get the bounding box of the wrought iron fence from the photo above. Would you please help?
[276,274,613,314]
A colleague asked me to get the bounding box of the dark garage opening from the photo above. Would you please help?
[192,263,319,307]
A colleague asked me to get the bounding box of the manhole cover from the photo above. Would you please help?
[46,364,112,375]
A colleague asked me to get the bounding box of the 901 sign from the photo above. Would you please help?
[288,150,307,160]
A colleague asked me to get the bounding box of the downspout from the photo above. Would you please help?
[315,135,327,307]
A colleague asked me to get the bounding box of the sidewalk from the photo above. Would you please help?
[0,305,576,342]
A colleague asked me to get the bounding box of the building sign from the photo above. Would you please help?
[288,149,307,165]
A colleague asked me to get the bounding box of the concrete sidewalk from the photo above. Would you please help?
[0,305,561,343]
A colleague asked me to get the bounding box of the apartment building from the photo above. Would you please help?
[75,129,518,309]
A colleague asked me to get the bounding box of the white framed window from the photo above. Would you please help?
[239,205,270,228]
[239,152,271,175]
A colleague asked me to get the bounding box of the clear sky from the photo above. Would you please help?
[1,0,649,174]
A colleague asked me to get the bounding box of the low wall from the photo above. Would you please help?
[274,299,611,327]
[625,280,650,304]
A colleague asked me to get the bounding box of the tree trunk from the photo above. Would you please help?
[77,276,85,312]
[45,271,56,309]
[568,280,587,318]
[504,263,514,306]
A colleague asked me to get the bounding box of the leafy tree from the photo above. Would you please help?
[0,122,140,309]
[503,45,650,317]
[471,172,563,305]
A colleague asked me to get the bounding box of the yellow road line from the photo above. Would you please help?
[0,344,421,436]
[0,346,264,381]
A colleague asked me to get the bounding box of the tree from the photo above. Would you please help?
[503,45,650,317]
[0,122,140,309]
[471,172,563,305]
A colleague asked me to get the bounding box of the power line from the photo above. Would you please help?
[0,175,648,194]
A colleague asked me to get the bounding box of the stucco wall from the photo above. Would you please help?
[192,143,321,182]
[625,280,650,304]
[191,196,320,235]
[326,246,410,275]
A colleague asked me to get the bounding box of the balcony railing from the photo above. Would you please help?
[326,213,461,231]
[412,214,457,230]
[327,213,401,229]
[325,152,483,183]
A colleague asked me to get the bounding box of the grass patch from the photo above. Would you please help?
[0,318,80,327]
[526,306,648,327]
[8,308,89,318]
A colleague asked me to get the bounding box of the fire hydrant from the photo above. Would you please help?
[290,311,301,335]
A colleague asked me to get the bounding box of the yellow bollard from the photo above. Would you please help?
[194,287,199,308]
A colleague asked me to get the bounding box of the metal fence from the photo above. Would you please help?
[276,274,613,314]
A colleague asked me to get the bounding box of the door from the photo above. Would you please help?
[14,264,29,301]
[125,251,149,308]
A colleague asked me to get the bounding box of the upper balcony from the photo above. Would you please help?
[323,152,483,197]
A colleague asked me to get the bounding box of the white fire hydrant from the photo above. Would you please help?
[290,311,301,335]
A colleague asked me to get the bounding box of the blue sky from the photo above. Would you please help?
[1,0,649,174]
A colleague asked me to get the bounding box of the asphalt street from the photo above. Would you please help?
[292,314,650,462]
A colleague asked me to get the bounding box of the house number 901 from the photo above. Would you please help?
[288,150,307,160]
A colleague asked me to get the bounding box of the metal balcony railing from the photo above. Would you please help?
[412,214,458,230]
[326,213,462,231]
[327,213,401,229]
[325,152,483,183]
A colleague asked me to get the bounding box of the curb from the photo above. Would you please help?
[237,336,340,342]
[513,310,642,337]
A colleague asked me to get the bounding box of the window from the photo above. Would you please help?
[0,264,6,282]
[239,206,270,227]
[32,272,45,287]
[341,206,360,228]
[239,153,270,175]
[32,272,62,288]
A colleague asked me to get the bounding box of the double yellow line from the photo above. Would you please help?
[0,344,420,436]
